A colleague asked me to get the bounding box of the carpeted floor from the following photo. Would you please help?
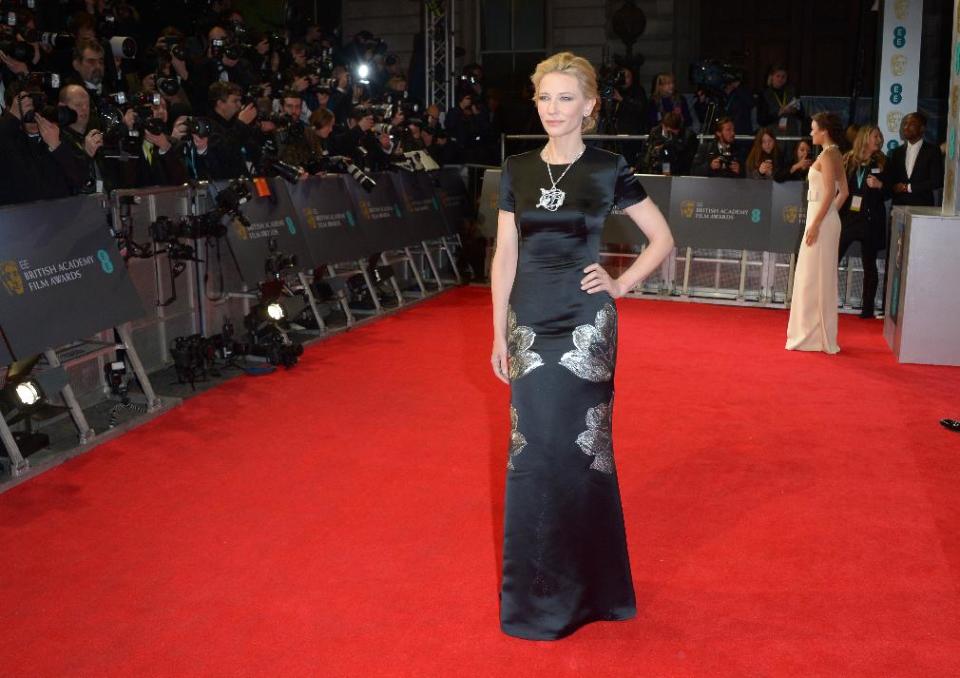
[1,286,959,677]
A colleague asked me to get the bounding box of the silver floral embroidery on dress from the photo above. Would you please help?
[507,306,543,380]
[507,405,527,470]
[576,396,615,474]
[559,303,617,382]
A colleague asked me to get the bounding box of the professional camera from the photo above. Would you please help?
[264,238,298,277]
[150,213,228,242]
[155,73,181,97]
[214,178,252,217]
[306,153,377,192]
[156,35,187,62]
[598,67,628,99]
[0,37,31,62]
[689,59,742,96]
[184,116,212,138]
[712,147,736,170]
[210,37,241,61]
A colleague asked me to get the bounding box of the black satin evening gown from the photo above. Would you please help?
[498,146,647,640]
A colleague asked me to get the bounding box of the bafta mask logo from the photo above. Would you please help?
[945,166,955,208]
[359,200,371,220]
[952,85,960,116]
[233,218,249,240]
[891,54,907,77]
[887,110,903,135]
[680,200,696,218]
[894,0,909,20]
[782,205,799,224]
[1,260,25,296]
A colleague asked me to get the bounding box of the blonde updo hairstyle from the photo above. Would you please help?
[531,52,599,133]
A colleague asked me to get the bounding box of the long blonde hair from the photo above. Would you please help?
[843,125,886,175]
[530,52,599,133]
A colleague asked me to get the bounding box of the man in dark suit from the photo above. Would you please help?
[691,116,743,178]
[887,112,943,206]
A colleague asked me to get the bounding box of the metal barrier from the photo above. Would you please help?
[477,167,884,312]
[2,169,471,478]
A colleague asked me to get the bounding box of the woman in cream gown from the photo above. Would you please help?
[786,113,849,353]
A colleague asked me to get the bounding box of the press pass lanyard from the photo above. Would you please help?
[855,166,868,190]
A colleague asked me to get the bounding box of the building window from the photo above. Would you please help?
[479,0,546,92]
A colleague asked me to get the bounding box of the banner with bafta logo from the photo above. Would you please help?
[941,0,960,214]
[877,0,923,157]
[667,177,771,251]
[0,195,143,360]
[211,178,316,285]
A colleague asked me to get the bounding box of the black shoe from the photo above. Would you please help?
[859,310,875,319]
[940,419,960,432]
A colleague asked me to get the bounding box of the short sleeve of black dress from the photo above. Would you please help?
[498,157,514,212]
[613,155,647,211]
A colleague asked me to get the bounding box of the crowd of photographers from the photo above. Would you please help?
[0,0,465,207]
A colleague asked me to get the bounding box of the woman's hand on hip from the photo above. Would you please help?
[581,263,625,298]
[805,223,821,246]
[491,337,509,384]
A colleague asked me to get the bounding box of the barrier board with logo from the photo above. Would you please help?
[434,167,470,236]
[668,177,771,250]
[602,175,672,246]
[345,172,418,252]
[768,181,807,253]
[0,195,143,359]
[390,172,449,240]
[287,175,371,263]
[877,0,923,156]
[212,178,316,285]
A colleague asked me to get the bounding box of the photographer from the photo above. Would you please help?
[271,89,319,167]
[444,91,492,164]
[692,116,743,178]
[57,83,107,193]
[117,94,188,188]
[0,79,88,205]
[192,80,261,180]
[640,111,690,176]
[184,25,258,115]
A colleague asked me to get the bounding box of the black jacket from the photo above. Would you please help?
[886,140,943,206]
[840,157,889,243]
[0,113,89,205]
[691,138,744,178]
[201,113,262,180]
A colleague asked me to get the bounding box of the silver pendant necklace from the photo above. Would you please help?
[537,145,585,211]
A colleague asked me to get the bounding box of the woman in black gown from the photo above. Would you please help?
[490,52,674,640]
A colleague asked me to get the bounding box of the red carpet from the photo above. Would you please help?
[2,286,959,677]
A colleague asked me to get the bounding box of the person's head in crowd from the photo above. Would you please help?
[289,42,308,68]
[766,65,788,90]
[73,37,106,86]
[811,111,844,148]
[616,66,638,96]
[316,88,331,110]
[385,53,403,76]
[310,108,335,138]
[387,75,407,93]
[208,24,239,67]
[281,90,302,120]
[352,106,374,132]
[209,81,244,121]
[332,65,350,90]
[530,51,600,134]
[425,104,441,127]
[900,112,926,144]
[747,127,779,170]
[660,111,682,136]
[457,92,474,112]
[69,11,96,38]
[795,137,813,161]
[714,116,735,145]
[4,80,37,123]
[651,72,676,101]
[845,125,885,172]
[59,84,91,135]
